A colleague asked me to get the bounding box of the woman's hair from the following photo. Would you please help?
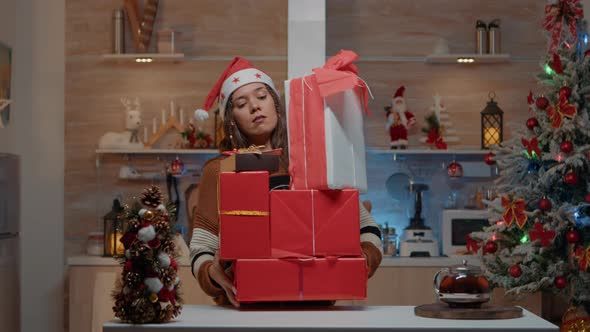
[219,84,288,159]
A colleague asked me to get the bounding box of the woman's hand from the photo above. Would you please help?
[208,252,239,307]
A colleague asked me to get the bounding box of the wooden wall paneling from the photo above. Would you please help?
[66,0,288,257]
[327,0,546,58]
[66,0,287,56]
[359,61,541,148]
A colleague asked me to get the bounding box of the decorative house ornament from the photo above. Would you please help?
[481,92,504,149]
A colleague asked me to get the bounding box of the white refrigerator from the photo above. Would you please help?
[0,153,19,331]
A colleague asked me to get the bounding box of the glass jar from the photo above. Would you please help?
[433,259,491,308]
[86,232,104,256]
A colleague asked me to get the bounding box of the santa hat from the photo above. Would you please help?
[393,86,405,101]
[194,57,278,121]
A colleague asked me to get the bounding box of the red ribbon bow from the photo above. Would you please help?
[502,196,528,229]
[521,137,542,159]
[543,0,584,53]
[426,127,447,150]
[465,234,480,254]
[528,222,556,247]
[546,94,577,128]
[549,53,564,75]
[313,50,371,116]
[574,246,590,272]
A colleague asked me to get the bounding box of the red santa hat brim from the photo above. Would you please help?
[195,57,278,121]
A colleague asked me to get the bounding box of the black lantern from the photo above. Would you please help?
[103,198,125,257]
[481,92,504,149]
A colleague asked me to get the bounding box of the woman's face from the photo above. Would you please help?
[230,82,278,146]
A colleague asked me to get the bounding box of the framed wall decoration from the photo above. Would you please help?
[0,42,12,128]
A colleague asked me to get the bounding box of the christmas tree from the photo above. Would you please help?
[471,0,590,312]
[420,94,459,149]
[112,185,182,323]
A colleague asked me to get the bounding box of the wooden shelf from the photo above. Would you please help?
[425,54,510,64]
[96,148,219,155]
[101,53,185,63]
[366,147,489,156]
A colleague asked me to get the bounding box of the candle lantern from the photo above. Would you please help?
[103,198,126,257]
[481,92,504,149]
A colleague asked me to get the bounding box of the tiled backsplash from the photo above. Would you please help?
[361,152,495,252]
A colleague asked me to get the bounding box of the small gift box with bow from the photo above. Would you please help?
[219,147,281,173]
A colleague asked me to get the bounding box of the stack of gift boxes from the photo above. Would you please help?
[219,50,371,303]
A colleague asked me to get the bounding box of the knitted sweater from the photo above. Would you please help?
[190,156,383,305]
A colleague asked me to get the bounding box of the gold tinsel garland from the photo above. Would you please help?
[562,306,590,332]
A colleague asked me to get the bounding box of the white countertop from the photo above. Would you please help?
[103,305,557,332]
[68,255,482,267]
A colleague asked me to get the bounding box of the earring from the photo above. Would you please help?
[229,122,236,150]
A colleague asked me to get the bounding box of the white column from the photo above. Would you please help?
[288,0,325,79]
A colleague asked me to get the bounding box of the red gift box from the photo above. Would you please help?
[270,189,361,258]
[219,172,270,260]
[234,257,367,303]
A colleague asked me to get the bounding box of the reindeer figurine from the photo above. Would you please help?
[98,97,144,149]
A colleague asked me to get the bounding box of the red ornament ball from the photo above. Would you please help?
[168,157,185,176]
[484,152,496,166]
[535,96,549,110]
[538,197,552,212]
[564,171,578,186]
[585,193,590,203]
[554,276,567,289]
[447,161,463,178]
[559,86,572,99]
[560,140,574,154]
[526,117,539,130]
[566,230,581,244]
[484,241,498,254]
[509,264,522,278]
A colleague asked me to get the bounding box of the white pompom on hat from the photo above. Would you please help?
[194,57,279,121]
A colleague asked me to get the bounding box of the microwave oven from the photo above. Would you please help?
[442,209,491,256]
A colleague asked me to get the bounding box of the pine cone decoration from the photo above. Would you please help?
[160,267,177,287]
[141,185,164,208]
[154,219,171,235]
[127,217,141,232]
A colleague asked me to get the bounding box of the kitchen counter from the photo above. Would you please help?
[67,255,482,267]
[103,305,557,332]
[68,255,543,332]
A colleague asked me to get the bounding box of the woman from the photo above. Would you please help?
[190,57,382,307]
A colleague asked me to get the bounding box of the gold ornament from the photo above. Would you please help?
[562,306,590,332]
[143,210,155,221]
[150,293,159,303]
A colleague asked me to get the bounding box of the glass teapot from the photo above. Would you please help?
[433,259,491,308]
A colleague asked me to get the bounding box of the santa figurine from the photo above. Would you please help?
[386,86,416,149]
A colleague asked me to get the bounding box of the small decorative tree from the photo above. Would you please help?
[112,185,182,323]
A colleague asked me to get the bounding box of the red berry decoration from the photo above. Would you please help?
[566,230,580,244]
[560,140,573,154]
[484,152,496,166]
[554,276,567,289]
[509,264,522,278]
[564,171,578,186]
[536,96,549,110]
[484,241,498,254]
[585,193,590,203]
[559,86,572,99]
[526,117,539,130]
[538,197,552,212]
